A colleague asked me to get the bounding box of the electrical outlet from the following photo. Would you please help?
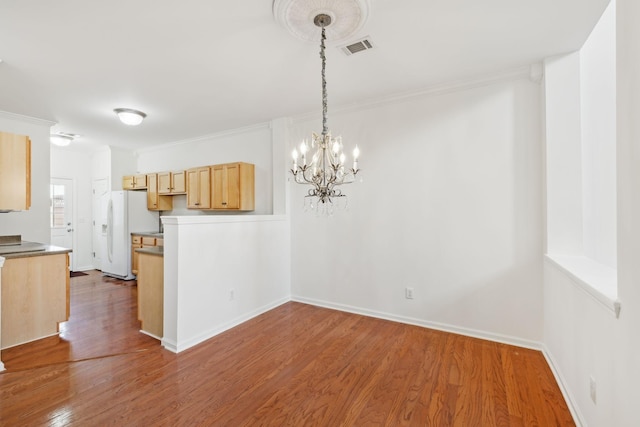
[229,288,235,301]
[405,287,414,299]
[590,376,597,404]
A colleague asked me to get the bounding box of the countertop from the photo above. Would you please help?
[0,243,72,259]
[135,246,164,256]
[131,231,164,238]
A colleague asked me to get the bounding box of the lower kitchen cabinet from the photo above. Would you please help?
[136,250,163,339]
[131,235,162,276]
[1,252,70,349]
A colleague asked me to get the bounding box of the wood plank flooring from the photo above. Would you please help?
[0,270,575,426]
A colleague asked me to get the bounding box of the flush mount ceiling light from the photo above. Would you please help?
[114,108,147,126]
[50,132,79,147]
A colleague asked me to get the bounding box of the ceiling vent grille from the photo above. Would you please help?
[340,37,374,56]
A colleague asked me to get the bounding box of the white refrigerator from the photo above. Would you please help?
[100,190,158,280]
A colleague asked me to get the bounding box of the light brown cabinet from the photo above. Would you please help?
[158,170,186,195]
[136,251,163,338]
[146,173,173,211]
[1,252,69,349]
[122,174,147,190]
[0,131,31,211]
[186,167,211,209]
[132,235,163,275]
[212,162,254,211]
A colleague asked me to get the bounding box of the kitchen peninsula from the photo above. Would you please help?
[0,238,71,350]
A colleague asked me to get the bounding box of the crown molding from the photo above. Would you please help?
[135,121,271,154]
[0,110,56,127]
[292,64,536,125]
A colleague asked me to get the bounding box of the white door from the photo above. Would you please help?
[92,179,108,270]
[50,178,74,269]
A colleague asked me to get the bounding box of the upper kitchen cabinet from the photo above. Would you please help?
[158,170,186,195]
[146,173,173,211]
[186,166,211,209]
[0,131,31,211]
[212,162,254,211]
[122,174,147,190]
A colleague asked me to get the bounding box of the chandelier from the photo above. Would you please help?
[290,13,360,212]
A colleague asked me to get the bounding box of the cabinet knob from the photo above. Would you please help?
[222,202,227,205]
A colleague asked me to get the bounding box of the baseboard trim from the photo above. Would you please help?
[162,297,290,354]
[292,296,541,350]
[541,345,586,427]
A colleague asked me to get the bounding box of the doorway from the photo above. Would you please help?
[50,177,75,270]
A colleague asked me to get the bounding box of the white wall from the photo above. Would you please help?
[290,76,544,345]
[161,215,291,352]
[136,124,273,215]
[544,52,584,256]
[0,112,54,243]
[580,1,617,268]
[542,0,640,425]
[614,1,640,424]
[50,146,95,270]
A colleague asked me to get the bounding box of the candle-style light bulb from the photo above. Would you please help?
[300,141,308,166]
[353,145,360,170]
[292,148,298,171]
[339,153,346,165]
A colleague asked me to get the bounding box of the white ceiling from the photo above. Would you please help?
[0,0,609,150]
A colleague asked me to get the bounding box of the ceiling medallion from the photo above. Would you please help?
[272,0,371,43]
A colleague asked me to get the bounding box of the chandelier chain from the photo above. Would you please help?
[320,26,328,136]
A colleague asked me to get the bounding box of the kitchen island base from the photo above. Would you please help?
[1,252,70,349]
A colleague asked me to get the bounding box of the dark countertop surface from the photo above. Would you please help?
[131,231,164,238]
[135,246,164,256]
[0,242,72,259]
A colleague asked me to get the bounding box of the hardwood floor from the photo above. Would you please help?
[0,270,575,426]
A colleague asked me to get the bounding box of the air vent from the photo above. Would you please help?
[340,37,374,56]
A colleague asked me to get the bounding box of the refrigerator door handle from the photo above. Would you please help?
[107,198,113,263]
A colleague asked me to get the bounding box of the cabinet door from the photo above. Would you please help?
[133,174,147,189]
[157,172,172,194]
[211,162,254,211]
[186,168,199,208]
[187,167,211,209]
[225,163,240,209]
[212,163,240,209]
[147,173,159,209]
[0,132,31,210]
[123,174,147,190]
[122,175,135,190]
[147,173,172,211]
[212,165,226,209]
[197,168,211,209]
[172,171,186,193]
